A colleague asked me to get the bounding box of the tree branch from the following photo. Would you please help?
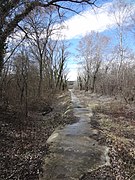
[4,35,26,65]
[2,0,97,41]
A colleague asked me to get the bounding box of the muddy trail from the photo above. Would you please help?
[40,90,110,180]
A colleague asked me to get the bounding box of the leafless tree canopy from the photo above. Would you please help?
[0,0,96,72]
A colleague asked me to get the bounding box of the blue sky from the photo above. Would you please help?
[54,0,135,81]
[11,0,135,81]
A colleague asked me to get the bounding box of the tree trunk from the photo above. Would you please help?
[91,75,96,93]
[56,62,64,89]
[85,74,90,92]
[0,40,5,100]
[0,54,3,77]
[38,60,43,97]
[91,62,101,93]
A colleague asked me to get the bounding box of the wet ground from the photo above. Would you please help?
[40,90,110,180]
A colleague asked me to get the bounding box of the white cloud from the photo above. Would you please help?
[52,2,116,40]
[52,1,135,40]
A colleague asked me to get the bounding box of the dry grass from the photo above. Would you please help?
[74,91,135,179]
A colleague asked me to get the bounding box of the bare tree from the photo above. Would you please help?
[0,0,96,77]
[24,9,58,96]
[13,51,29,116]
[77,31,110,92]
[55,42,69,90]
[110,0,132,89]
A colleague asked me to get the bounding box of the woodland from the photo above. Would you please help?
[0,0,135,179]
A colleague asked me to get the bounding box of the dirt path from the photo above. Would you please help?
[40,90,110,180]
